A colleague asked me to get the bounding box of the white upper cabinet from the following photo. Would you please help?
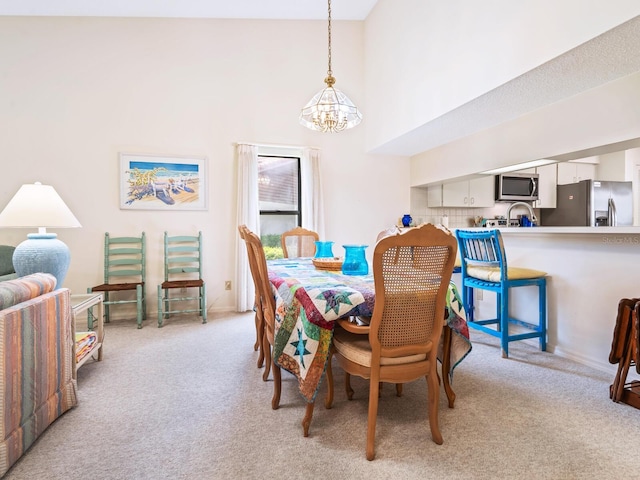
[533,163,557,208]
[442,176,494,207]
[556,161,596,185]
[426,184,443,207]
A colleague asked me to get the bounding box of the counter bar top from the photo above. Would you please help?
[456,226,640,234]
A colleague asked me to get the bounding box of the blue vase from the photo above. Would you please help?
[402,214,412,227]
[314,241,334,258]
[342,245,369,275]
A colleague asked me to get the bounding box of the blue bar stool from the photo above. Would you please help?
[455,229,547,358]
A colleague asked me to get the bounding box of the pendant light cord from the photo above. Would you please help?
[327,0,332,79]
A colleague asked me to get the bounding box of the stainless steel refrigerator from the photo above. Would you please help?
[540,179,633,226]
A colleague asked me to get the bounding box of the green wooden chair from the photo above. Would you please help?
[88,232,146,328]
[157,231,207,327]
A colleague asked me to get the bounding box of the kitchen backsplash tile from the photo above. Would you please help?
[415,204,539,228]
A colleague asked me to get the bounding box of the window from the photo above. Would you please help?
[258,155,301,258]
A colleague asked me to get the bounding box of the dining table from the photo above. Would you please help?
[267,257,472,432]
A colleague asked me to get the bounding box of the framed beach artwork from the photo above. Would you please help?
[119,153,208,210]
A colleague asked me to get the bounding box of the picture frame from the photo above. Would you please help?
[119,153,208,210]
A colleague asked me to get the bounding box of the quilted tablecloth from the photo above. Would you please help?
[268,258,472,403]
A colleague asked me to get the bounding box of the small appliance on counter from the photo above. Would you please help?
[484,218,507,228]
[483,217,521,228]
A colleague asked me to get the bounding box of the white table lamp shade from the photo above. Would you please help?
[0,182,81,287]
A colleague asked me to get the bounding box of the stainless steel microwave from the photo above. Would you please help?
[495,173,539,201]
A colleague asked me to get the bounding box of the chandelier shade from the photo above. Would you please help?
[299,0,362,133]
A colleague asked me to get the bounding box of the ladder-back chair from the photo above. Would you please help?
[157,231,207,327]
[455,229,547,358]
[281,227,319,258]
[88,232,146,328]
[325,223,458,460]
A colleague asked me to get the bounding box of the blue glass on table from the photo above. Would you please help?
[342,245,368,275]
[402,214,412,227]
[314,241,334,258]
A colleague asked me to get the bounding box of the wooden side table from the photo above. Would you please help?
[70,293,104,375]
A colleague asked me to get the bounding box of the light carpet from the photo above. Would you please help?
[5,311,640,480]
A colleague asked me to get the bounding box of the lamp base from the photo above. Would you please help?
[12,233,71,288]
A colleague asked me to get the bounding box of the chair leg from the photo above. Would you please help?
[135,284,143,329]
[500,288,509,358]
[464,286,474,323]
[157,285,164,327]
[345,373,354,400]
[366,373,381,461]
[302,402,315,437]
[441,325,456,408]
[325,351,334,409]
[142,289,147,320]
[104,292,110,323]
[201,284,207,323]
[253,309,260,351]
[262,329,272,382]
[539,280,547,351]
[256,311,265,368]
[271,359,281,409]
[395,383,403,397]
[427,369,443,445]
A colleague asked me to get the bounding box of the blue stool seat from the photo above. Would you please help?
[455,229,547,358]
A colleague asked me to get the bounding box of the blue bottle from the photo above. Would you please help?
[402,214,412,227]
[342,245,369,275]
[314,241,334,258]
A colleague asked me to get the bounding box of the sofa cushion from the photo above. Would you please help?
[0,273,57,311]
[0,245,15,277]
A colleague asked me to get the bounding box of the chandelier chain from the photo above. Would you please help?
[327,0,332,77]
[298,0,362,132]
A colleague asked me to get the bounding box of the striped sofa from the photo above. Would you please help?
[0,273,78,477]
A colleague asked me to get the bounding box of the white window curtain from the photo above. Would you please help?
[235,144,259,312]
[235,143,325,313]
[301,148,325,238]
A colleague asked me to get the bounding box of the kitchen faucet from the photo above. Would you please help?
[507,201,537,226]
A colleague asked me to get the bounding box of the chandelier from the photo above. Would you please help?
[299,0,362,133]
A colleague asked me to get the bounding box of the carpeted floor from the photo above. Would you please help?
[5,311,640,480]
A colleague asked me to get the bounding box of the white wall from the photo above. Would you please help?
[365,0,640,155]
[410,71,640,186]
[0,16,409,316]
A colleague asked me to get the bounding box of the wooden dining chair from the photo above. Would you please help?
[238,225,267,372]
[88,232,146,328]
[281,226,319,258]
[157,231,207,327]
[243,229,281,402]
[245,228,317,435]
[609,297,640,407]
[325,223,457,460]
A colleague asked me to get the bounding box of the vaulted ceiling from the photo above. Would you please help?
[0,0,378,20]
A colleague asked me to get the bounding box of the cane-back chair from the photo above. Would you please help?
[326,223,457,460]
[88,232,146,328]
[281,226,319,258]
[238,225,266,371]
[243,229,281,398]
[157,231,206,327]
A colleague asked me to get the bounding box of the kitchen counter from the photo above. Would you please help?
[458,226,640,234]
[451,224,640,375]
